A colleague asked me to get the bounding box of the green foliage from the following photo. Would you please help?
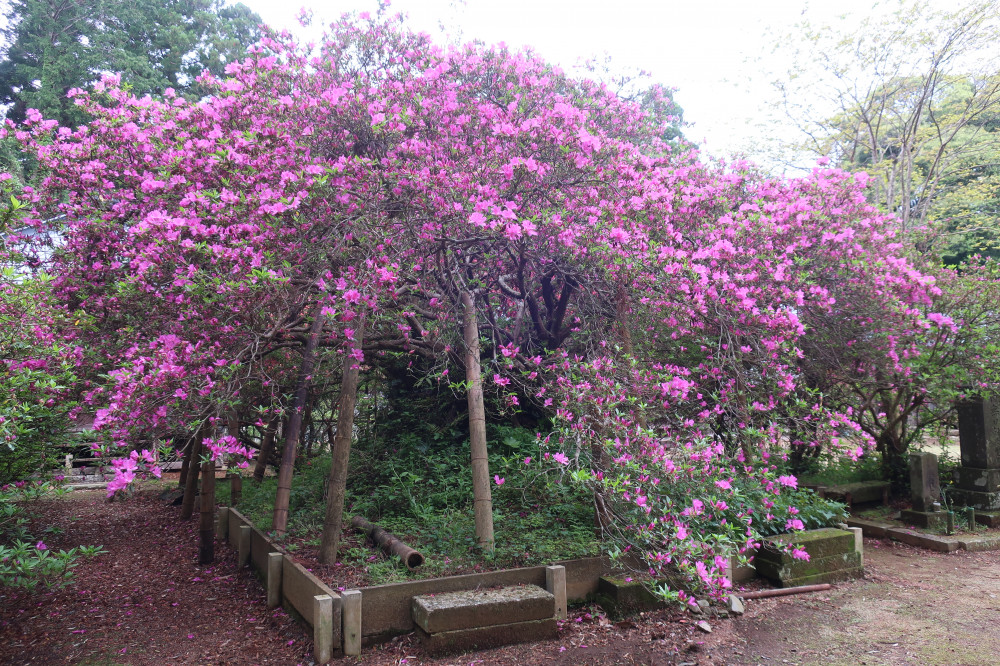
[236,423,598,584]
[0,481,103,589]
[793,451,885,487]
[0,0,262,127]
[753,488,848,537]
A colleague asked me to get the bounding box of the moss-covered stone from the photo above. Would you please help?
[595,576,667,618]
[755,551,862,583]
[757,528,855,564]
[780,566,864,588]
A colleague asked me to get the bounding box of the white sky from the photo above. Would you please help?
[240,0,888,162]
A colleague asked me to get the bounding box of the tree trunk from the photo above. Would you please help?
[199,455,216,564]
[319,316,366,564]
[303,401,314,457]
[272,307,326,536]
[462,291,494,554]
[178,434,195,487]
[252,414,280,483]
[180,431,204,520]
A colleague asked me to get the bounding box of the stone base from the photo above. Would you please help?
[952,466,1000,491]
[949,488,1000,511]
[418,618,557,656]
[974,510,1000,528]
[900,509,949,529]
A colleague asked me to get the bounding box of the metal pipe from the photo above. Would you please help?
[351,516,425,569]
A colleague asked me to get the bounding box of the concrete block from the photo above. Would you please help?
[412,585,554,634]
[949,487,1000,511]
[342,590,362,656]
[952,466,1000,491]
[267,552,283,608]
[418,618,557,656]
[314,594,333,664]
[545,565,567,620]
[238,525,251,568]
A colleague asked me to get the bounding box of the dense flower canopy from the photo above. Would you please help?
[5,12,997,598]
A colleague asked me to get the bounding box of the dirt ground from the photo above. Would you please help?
[4,490,1000,665]
[703,538,1000,666]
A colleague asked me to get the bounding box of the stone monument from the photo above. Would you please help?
[951,396,1000,526]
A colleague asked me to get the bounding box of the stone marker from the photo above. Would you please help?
[958,397,1000,469]
[342,590,362,656]
[953,397,1000,510]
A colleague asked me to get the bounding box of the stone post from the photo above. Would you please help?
[216,507,229,541]
[238,525,251,568]
[342,590,362,656]
[545,565,567,620]
[313,594,334,664]
[266,552,283,608]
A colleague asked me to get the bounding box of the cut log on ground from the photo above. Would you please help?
[351,515,425,569]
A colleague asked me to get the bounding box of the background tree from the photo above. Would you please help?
[771,0,1000,257]
[0,0,262,127]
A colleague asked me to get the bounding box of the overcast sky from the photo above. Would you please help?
[239,0,895,161]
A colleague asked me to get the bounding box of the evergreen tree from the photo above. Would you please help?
[0,0,262,126]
